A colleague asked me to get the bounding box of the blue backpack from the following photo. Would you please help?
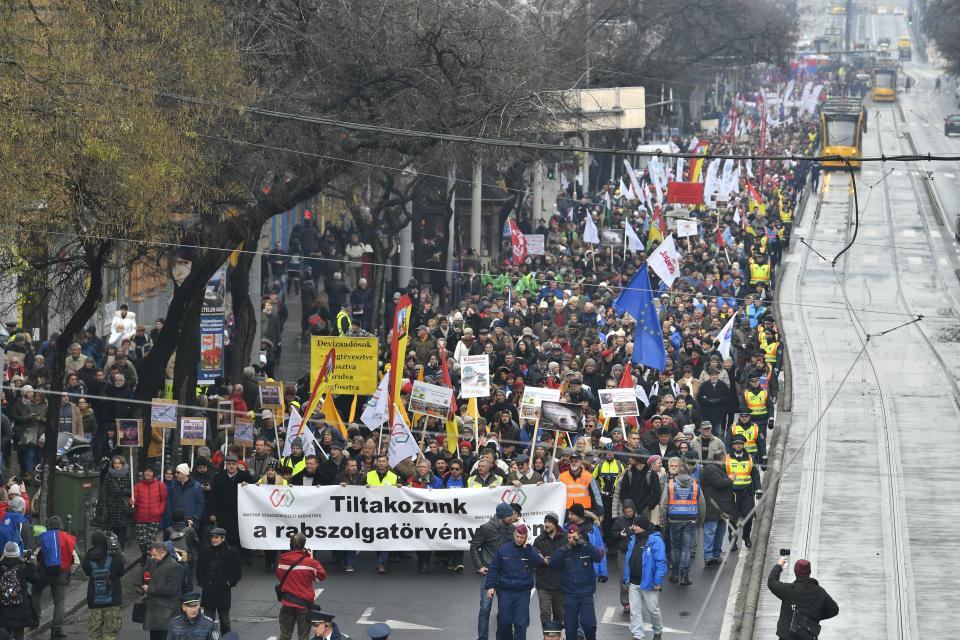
[38,530,62,576]
[0,513,27,552]
[89,555,114,606]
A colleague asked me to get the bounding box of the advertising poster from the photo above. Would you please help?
[198,265,226,385]
[408,380,453,418]
[180,417,208,446]
[519,386,561,420]
[310,336,379,395]
[238,483,567,551]
[598,388,640,418]
[460,355,491,398]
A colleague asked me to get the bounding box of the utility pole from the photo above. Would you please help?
[844,0,853,57]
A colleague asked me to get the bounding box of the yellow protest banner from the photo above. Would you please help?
[310,336,379,395]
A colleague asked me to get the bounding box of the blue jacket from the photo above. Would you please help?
[549,541,604,597]
[165,611,216,640]
[574,518,607,578]
[484,542,544,592]
[622,531,668,590]
[165,479,205,525]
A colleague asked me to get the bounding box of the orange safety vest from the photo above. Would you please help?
[726,455,753,486]
[559,470,592,509]
[744,388,768,415]
[732,423,759,454]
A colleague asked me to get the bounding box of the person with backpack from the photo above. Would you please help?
[81,530,125,640]
[195,527,241,635]
[162,509,199,594]
[0,541,38,640]
[31,517,78,639]
[0,499,32,556]
[133,465,167,566]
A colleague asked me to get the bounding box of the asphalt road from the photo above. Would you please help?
[59,542,737,640]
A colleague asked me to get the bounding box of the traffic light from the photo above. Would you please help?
[546,166,556,180]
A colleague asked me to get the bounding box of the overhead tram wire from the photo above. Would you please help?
[2,222,954,321]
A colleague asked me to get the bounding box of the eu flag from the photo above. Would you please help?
[613,267,667,371]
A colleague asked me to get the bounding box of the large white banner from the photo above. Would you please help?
[238,484,567,550]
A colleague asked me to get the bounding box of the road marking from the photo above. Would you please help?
[356,606,443,631]
[939,258,949,266]
[862,255,878,265]
[601,606,690,633]
[901,229,917,237]
[908,256,922,265]
[945,173,956,179]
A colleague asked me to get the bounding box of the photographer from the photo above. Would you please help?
[81,530,125,640]
[768,557,839,640]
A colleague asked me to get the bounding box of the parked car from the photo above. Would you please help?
[946,114,960,137]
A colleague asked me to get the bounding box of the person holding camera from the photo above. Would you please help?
[276,533,326,640]
[81,530,125,640]
[545,524,604,640]
[768,556,838,640]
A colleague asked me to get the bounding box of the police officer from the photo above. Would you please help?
[167,592,216,640]
[727,435,762,550]
[541,620,563,640]
[367,623,391,640]
[309,608,350,640]
[336,307,353,336]
[546,524,604,640]
[484,523,543,640]
[730,411,762,464]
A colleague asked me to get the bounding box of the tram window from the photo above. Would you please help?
[826,120,857,146]
[875,73,894,89]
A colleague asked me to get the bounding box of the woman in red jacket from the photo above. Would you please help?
[133,465,168,565]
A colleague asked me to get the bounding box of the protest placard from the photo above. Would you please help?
[310,336,379,394]
[519,386,561,420]
[460,355,491,398]
[538,401,583,432]
[408,380,453,418]
[233,418,255,448]
[598,388,640,418]
[180,417,207,446]
[526,234,545,255]
[117,418,142,447]
[151,399,177,429]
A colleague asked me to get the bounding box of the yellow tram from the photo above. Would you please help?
[820,98,866,170]
[872,63,898,102]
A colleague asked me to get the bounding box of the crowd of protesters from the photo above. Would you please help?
[0,58,837,640]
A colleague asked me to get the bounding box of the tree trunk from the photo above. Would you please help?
[226,249,257,384]
[40,245,111,517]
[370,244,390,337]
[170,287,204,467]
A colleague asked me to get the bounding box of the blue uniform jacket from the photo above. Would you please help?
[165,612,216,640]
[549,541,604,597]
[484,542,544,592]
[622,531,668,590]
[575,520,607,578]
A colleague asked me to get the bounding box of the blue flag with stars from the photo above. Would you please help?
[613,267,667,371]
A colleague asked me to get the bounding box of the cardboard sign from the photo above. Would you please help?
[310,336,379,395]
[151,399,177,429]
[519,386,561,420]
[117,418,143,447]
[598,388,640,417]
[218,400,234,430]
[526,234,545,256]
[408,380,453,418]
[538,401,583,432]
[675,219,699,237]
[234,417,255,448]
[180,417,208,447]
[460,355,491,399]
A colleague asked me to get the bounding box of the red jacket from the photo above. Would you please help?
[133,478,167,524]
[275,549,326,610]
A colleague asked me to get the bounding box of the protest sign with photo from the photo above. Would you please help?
[519,386,561,420]
[117,418,143,447]
[218,400,234,429]
[600,228,625,246]
[408,380,453,418]
[675,218,699,237]
[180,417,208,446]
[598,388,640,417]
[151,399,177,429]
[259,381,283,408]
[460,355,491,398]
[538,401,583,432]
[233,418,255,448]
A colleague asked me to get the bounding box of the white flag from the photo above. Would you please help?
[619,177,633,200]
[746,159,754,178]
[675,157,684,182]
[733,208,742,225]
[646,233,681,287]
[703,159,722,203]
[687,137,700,152]
[625,221,643,251]
[584,214,600,244]
[783,79,795,104]
[280,407,315,458]
[560,172,569,191]
[623,160,643,200]
[387,409,420,467]
[717,313,738,360]
[361,375,390,431]
[634,384,650,407]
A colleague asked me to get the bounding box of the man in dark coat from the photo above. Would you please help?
[699,451,736,566]
[195,527,241,634]
[209,455,255,557]
[618,455,661,519]
[696,369,730,435]
[768,558,839,639]
[140,542,185,640]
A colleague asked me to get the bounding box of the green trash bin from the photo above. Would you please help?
[52,469,100,535]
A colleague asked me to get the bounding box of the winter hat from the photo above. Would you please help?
[568,503,585,519]
[46,516,62,530]
[495,503,513,519]
[515,524,529,536]
[544,513,560,527]
[8,497,25,513]
[3,542,20,558]
[621,499,636,511]
[176,463,190,476]
[7,484,21,496]
[794,559,812,578]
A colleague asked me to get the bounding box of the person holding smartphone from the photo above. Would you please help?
[767,553,839,640]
